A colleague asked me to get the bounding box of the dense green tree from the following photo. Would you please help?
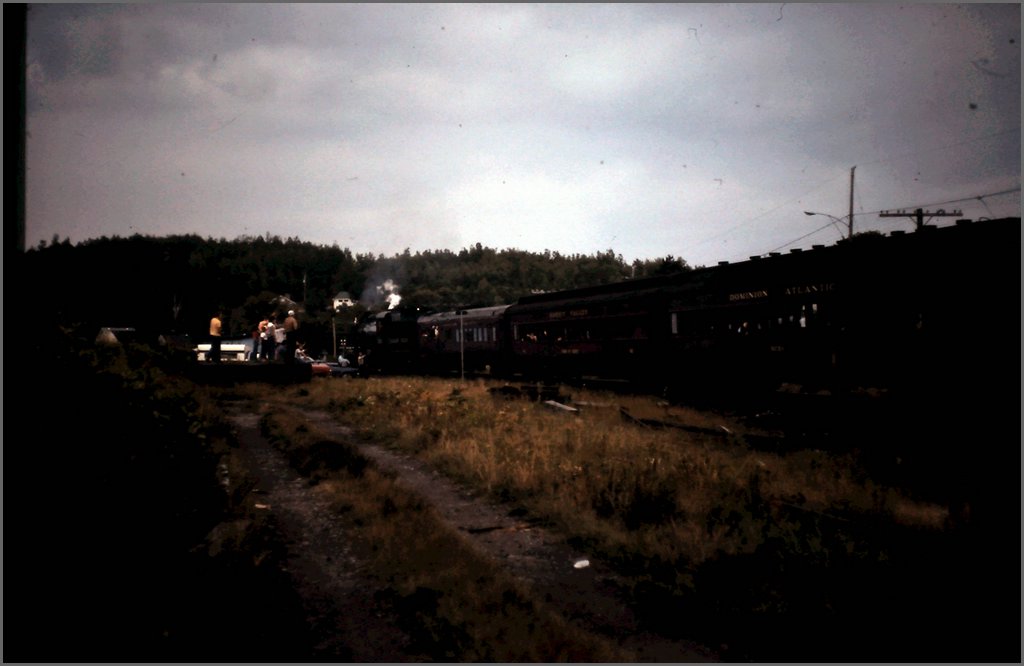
[23,233,690,358]
[631,255,691,278]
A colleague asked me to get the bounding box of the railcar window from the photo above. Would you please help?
[517,324,550,343]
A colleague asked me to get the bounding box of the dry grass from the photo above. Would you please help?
[258,406,629,662]
[247,376,948,573]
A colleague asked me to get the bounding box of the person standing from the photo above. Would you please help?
[209,310,223,364]
[273,315,287,362]
[264,318,277,362]
[250,324,260,362]
[283,309,299,365]
[258,316,270,361]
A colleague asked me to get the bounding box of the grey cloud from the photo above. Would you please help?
[24,4,1021,267]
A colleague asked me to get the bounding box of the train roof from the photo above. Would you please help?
[419,304,511,324]
[509,216,1020,308]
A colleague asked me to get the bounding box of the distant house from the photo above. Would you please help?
[333,291,355,310]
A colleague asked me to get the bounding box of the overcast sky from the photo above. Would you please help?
[25,3,1021,267]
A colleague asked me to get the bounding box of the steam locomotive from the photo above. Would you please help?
[355,216,1020,403]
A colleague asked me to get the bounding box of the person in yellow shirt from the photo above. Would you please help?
[257,316,270,361]
[209,310,223,364]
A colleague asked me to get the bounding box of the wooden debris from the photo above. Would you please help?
[619,406,728,436]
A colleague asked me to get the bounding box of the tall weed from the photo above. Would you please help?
[259,377,943,573]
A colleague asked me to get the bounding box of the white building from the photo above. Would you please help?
[333,291,355,310]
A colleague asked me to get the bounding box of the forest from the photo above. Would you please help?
[22,233,691,357]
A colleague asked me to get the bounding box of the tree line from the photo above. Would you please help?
[24,233,691,357]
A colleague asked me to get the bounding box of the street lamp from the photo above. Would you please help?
[805,166,856,239]
[804,210,851,239]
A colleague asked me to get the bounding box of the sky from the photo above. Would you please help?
[24,3,1021,268]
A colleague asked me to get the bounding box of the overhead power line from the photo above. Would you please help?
[858,186,1021,217]
[879,208,964,231]
[766,220,836,254]
[764,185,1020,256]
[691,171,848,248]
[689,128,1019,258]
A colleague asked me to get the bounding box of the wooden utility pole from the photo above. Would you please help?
[803,165,857,238]
[879,207,963,230]
[848,166,856,238]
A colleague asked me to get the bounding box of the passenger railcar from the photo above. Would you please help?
[353,216,1019,400]
[505,279,669,383]
[417,305,511,376]
[664,216,1019,398]
[658,246,847,396]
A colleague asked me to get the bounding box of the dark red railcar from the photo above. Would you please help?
[417,305,511,376]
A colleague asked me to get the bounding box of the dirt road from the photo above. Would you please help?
[225,400,717,662]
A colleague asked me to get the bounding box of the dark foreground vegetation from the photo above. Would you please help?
[5,327,315,661]
[7,322,1020,661]
[5,327,624,661]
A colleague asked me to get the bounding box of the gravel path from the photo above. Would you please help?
[226,401,717,662]
[227,410,420,661]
